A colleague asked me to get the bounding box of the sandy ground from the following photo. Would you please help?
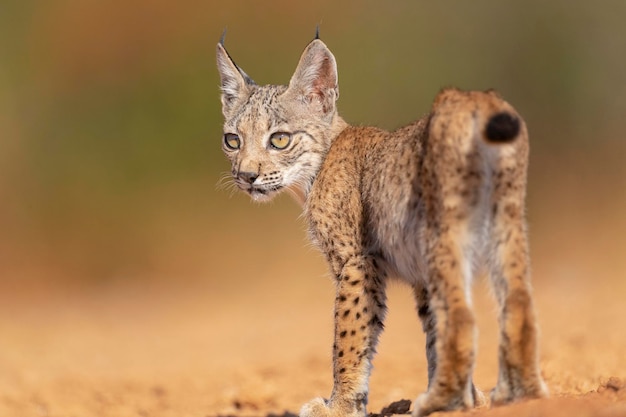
[1,242,626,417]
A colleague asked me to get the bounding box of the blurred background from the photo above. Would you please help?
[2,1,626,415]
[2,0,624,292]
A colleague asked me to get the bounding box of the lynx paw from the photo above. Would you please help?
[411,390,473,417]
[300,397,364,417]
[472,384,487,408]
[490,377,548,406]
[300,398,332,417]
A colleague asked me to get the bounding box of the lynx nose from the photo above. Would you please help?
[238,171,259,184]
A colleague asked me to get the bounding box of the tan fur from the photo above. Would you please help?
[217,37,548,417]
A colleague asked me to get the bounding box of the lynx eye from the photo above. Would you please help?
[269,132,292,150]
[223,133,240,150]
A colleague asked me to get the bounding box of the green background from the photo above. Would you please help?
[1,0,625,288]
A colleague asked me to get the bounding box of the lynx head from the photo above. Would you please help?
[216,35,346,203]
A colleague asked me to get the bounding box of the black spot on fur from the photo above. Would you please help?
[485,112,520,142]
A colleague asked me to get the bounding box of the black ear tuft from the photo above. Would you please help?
[219,28,227,46]
[485,112,520,142]
[216,38,255,115]
[315,25,320,40]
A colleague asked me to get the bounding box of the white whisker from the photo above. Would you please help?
[216,171,235,190]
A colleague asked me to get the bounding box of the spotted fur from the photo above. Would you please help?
[217,37,548,417]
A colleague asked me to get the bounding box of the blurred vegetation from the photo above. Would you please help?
[1,0,625,286]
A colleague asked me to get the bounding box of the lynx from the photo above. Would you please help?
[216,34,548,417]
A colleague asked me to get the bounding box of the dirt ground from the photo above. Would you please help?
[1,241,626,417]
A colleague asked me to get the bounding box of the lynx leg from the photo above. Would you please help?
[413,284,485,409]
[414,284,437,385]
[411,234,477,417]
[489,179,548,404]
[412,90,488,417]
[301,256,387,417]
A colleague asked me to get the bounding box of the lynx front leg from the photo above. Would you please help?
[489,198,548,405]
[301,257,386,417]
[414,284,437,385]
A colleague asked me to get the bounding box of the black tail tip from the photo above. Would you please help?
[485,112,520,142]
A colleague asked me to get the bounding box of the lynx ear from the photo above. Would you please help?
[216,41,255,115]
[287,39,339,115]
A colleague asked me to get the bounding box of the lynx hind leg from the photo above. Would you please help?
[489,150,548,404]
[411,237,476,417]
[413,284,486,409]
[411,91,490,417]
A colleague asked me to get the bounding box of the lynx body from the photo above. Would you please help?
[217,37,547,417]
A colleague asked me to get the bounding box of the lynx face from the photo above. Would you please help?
[220,85,323,202]
[217,39,345,203]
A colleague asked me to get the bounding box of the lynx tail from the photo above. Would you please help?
[485,112,520,143]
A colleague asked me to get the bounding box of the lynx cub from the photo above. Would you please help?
[216,35,548,417]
